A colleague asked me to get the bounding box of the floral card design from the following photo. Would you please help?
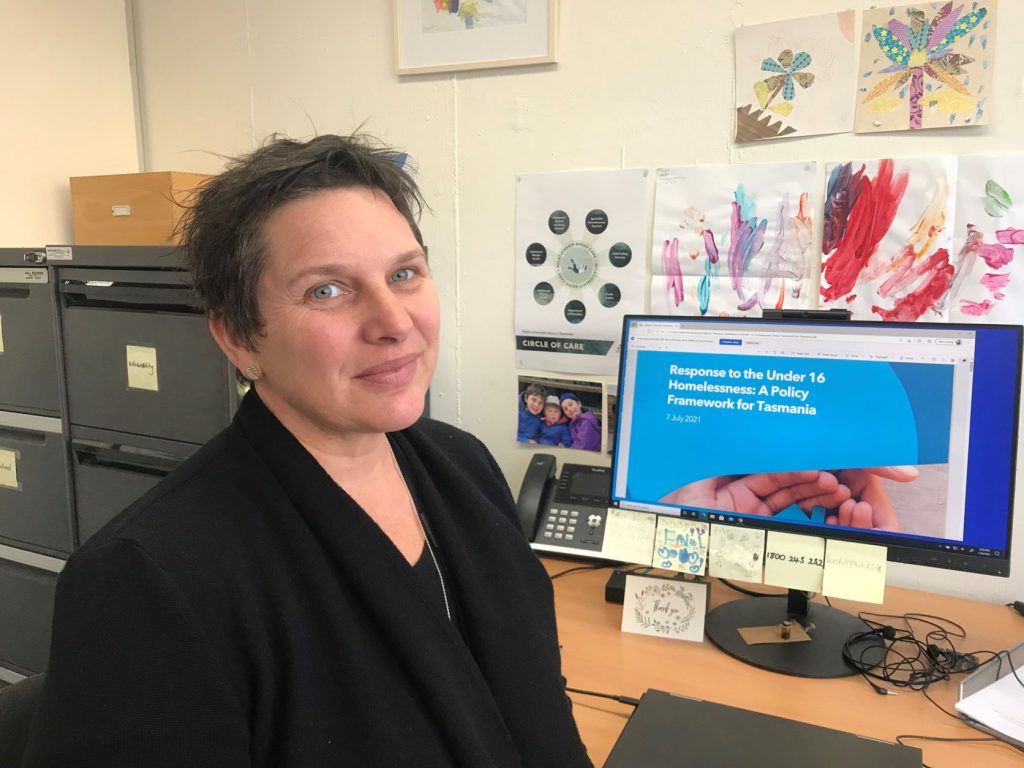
[621,575,708,642]
[735,11,856,142]
[948,154,1024,323]
[855,2,996,133]
[819,156,958,321]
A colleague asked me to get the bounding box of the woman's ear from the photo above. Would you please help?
[208,313,257,374]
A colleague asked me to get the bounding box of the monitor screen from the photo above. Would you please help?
[612,315,1022,577]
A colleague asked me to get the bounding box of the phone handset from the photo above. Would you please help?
[516,453,557,540]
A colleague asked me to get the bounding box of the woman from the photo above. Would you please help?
[560,392,602,452]
[24,135,591,767]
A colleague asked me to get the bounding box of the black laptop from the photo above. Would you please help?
[604,689,921,767]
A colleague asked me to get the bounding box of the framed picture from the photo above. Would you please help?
[394,0,558,75]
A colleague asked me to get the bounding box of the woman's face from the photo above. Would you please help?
[561,398,580,419]
[215,187,439,444]
[525,393,544,415]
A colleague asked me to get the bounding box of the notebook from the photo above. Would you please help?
[604,689,921,768]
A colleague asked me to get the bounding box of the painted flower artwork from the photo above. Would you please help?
[855,2,996,133]
[735,12,856,143]
[422,0,526,33]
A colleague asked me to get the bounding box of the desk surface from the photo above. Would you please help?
[542,558,1024,768]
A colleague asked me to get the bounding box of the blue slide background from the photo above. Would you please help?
[625,351,953,504]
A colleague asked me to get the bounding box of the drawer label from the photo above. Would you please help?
[0,447,18,490]
[126,344,160,391]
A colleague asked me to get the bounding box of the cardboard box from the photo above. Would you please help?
[70,171,211,245]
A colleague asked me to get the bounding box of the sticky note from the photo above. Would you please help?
[823,540,887,604]
[763,531,825,592]
[602,508,656,566]
[621,574,708,642]
[652,517,709,575]
[0,448,18,490]
[126,345,159,391]
[708,524,765,582]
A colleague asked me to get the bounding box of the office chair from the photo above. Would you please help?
[0,674,44,766]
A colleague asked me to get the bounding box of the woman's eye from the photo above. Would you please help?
[391,267,416,283]
[310,283,341,300]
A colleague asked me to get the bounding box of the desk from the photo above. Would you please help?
[542,558,1024,768]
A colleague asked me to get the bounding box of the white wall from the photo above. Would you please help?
[0,0,138,245]
[131,0,1024,604]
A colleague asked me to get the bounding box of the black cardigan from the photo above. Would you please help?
[23,393,592,767]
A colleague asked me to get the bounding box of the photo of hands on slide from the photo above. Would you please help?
[658,466,926,533]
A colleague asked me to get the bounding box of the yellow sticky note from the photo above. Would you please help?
[708,524,765,583]
[126,345,159,391]
[0,448,18,490]
[652,517,709,575]
[602,508,656,566]
[763,531,825,592]
[823,540,887,604]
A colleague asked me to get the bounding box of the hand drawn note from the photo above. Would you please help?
[602,508,656,566]
[708,524,766,582]
[126,345,159,392]
[652,518,709,575]
[0,447,18,490]
[855,2,997,133]
[763,531,825,592]
[822,540,888,603]
[621,574,708,642]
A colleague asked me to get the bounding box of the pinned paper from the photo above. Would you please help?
[0,448,18,490]
[652,518,709,575]
[602,508,656,566]
[823,540,887,604]
[763,531,825,592]
[126,345,159,391]
[708,525,766,582]
[622,574,708,642]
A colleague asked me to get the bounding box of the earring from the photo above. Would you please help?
[244,365,263,381]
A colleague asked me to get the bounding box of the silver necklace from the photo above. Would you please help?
[391,445,452,622]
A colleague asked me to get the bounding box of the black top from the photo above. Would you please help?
[24,392,592,767]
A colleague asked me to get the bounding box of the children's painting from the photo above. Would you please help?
[820,156,958,321]
[735,11,856,143]
[651,163,818,317]
[516,376,603,453]
[948,155,1024,323]
[855,1,996,133]
[421,0,527,33]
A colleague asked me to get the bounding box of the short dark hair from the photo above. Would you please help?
[178,133,426,349]
[524,383,548,400]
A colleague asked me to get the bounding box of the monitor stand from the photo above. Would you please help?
[705,589,884,678]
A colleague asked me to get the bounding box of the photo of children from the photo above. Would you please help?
[516,376,603,453]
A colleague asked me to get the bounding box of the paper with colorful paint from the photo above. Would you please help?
[515,169,647,375]
[651,163,818,317]
[855,1,996,133]
[735,11,856,143]
[948,154,1024,323]
[820,156,957,320]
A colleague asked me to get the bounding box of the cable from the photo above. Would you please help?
[548,563,613,580]
[717,578,787,598]
[565,686,641,708]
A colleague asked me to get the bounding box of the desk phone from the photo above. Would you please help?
[515,454,611,558]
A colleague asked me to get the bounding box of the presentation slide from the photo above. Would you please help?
[624,351,960,536]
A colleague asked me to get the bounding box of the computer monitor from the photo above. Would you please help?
[611,314,1022,677]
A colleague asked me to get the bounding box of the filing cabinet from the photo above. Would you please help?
[0,556,57,675]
